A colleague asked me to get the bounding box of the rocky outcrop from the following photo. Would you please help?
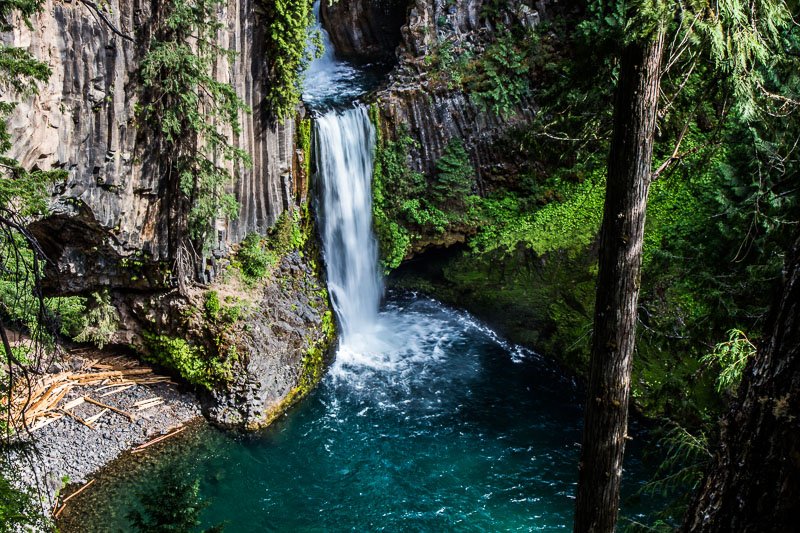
[320,0,410,63]
[369,0,550,186]
[204,251,334,428]
[7,0,333,428]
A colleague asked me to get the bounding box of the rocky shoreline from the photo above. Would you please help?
[11,351,202,515]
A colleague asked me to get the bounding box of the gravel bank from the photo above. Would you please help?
[11,353,202,511]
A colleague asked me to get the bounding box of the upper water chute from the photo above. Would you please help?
[315,106,382,343]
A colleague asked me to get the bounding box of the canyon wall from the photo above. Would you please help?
[7,0,297,293]
[5,0,328,427]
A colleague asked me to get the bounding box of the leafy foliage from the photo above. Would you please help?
[700,329,757,395]
[0,466,51,532]
[236,233,276,283]
[264,0,321,120]
[143,333,230,390]
[465,29,533,116]
[431,137,474,208]
[73,290,120,349]
[203,290,221,322]
[140,0,251,254]
[371,120,480,272]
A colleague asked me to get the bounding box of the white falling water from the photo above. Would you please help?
[303,1,367,107]
[316,107,382,344]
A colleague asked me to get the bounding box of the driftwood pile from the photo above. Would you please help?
[10,354,175,433]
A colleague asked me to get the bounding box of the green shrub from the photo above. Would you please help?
[237,233,275,283]
[142,333,229,390]
[432,137,474,208]
[466,29,532,116]
[219,303,243,324]
[267,210,306,256]
[73,290,119,349]
[203,290,221,322]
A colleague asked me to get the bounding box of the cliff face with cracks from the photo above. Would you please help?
[6,0,330,427]
[374,0,545,183]
[322,0,550,247]
[9,0,297,286]
[320,0,411,63]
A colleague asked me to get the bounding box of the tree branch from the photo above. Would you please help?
[79,0,135,43]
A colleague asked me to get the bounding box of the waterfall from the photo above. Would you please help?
[315,106,382,343]
[303,1,367,107]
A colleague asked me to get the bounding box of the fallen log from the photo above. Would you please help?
[134,397,162,407]
[131,426,186,453]
[29,414,63,432]
[72,369,152,381]
[99,385,134,398]
[61,397,85,411]
[59,409,95,430]
[83,396,134,422]
[85,408,109,425]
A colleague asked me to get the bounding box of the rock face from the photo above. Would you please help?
[9,0,297,292]
[7,0,331,427]
[320,0,411,63]
[369,0,549,186]
[204,251,334,428]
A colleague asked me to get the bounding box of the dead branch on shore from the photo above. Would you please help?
[131,426,186,453]
[7,356,172,433]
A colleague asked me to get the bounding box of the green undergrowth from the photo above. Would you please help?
[370,107,481,272]
[142,332,232,390]
[299,310,335,392]
[384,119,760,425]
[233,206,310,284]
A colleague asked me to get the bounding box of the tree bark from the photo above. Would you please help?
[573,30,665,533]
[681,232,800,533]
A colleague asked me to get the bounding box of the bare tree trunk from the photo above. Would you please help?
[573,30,665,533]
[681,233,800,533]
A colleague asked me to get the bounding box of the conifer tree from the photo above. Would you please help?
[573,1,797,531]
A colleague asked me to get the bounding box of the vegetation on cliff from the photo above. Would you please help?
[140,0,251,256]
[370,108,481,272]
[264,0,321,119]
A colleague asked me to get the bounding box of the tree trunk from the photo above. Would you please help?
[681,233,800,533]
[573,30,665,533]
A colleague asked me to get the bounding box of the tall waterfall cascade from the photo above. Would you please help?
[315,107,382,344]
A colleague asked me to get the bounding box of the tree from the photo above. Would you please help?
[573,1,796,530]
[0,0,71,528]
[573,24,666,533]
[139,0,251,277]
[680,232,800,532]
